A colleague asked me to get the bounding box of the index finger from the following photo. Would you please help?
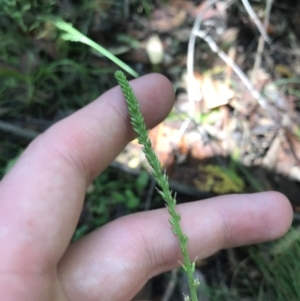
[0,74,174,273]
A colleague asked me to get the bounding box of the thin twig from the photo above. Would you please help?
[177,0,218,144]
[0,120,39,140]
[187,0,218,117]
[162,269,179,301]
[241,0,271,44]
[193,29,270,112]
[252,0,274,75]
[187,8,204,119]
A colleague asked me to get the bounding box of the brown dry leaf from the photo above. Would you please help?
[262,134,281,169]
[275,64,294,78]
[150,5,186,32]
[171,0,222,19]
[264,129,300,182]
[121,48,149,64]
[221,28,239,45]
[169,0,195,14]
[116,123,178,172]
[190,140,224,160]
[149,124,176,168]
[249,67,270,90]
[200,75,234,109]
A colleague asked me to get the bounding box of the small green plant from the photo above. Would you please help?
[115,70,199,301]
[53,18,139,78]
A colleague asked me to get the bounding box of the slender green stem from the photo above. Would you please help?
[115,70,199,301]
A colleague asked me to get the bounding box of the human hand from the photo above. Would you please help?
[0,74,293,301]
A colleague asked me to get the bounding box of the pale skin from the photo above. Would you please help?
[0,74,293,301]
